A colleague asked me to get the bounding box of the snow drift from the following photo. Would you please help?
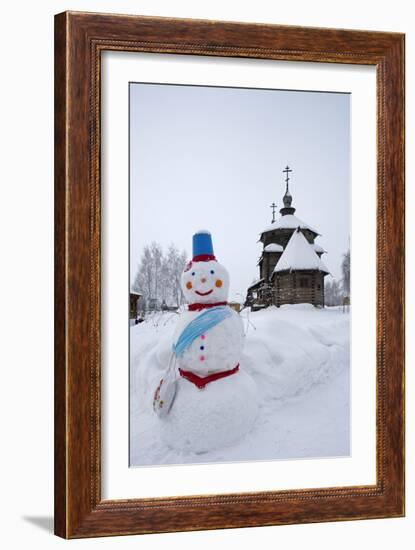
[130,304,350,466]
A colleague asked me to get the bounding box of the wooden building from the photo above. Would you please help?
[129,291,142,320]
[246,167,329,309]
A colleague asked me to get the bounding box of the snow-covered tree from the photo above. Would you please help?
[151,242,163,303]
[132,242,187,310]
[165,244,187,307]
[133,245,153,300]
[341,248,351,296]
[325,278,342,306]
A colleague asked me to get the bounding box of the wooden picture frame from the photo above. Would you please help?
[54,11,405,538]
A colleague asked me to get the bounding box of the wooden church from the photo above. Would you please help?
[246,167,329,309]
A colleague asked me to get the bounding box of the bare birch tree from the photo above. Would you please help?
[325,278,342,306]
[132,242,187,310]
[341,248,351,296]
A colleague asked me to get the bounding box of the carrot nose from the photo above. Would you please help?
[201,277,207,283]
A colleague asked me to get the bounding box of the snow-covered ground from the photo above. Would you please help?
[130,304,350,466]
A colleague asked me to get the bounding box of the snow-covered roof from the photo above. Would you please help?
[261,214,319,236]
[312,243,326,254]
[264,243,283,253]
[273,229,329,274]
[248,278,264,289]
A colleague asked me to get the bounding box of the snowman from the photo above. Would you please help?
[153,230,259,453]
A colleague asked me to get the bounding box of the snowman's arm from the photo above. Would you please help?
[229,307,245,338]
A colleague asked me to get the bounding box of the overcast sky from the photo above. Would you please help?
[130,83,350,302]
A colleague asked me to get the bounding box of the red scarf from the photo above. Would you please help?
[179,364,239,389]
[188,301,228,312]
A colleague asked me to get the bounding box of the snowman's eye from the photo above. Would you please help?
[210,270,215,274]
[191,272,195,276]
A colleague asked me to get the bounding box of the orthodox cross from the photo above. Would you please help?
[283,165,292,193]
[270,202,277,223]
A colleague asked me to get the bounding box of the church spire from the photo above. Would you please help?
[280,165,296,216]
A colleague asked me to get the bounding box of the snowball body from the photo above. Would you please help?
[158,257,259,452]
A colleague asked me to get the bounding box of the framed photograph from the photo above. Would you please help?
[54,11,405,538]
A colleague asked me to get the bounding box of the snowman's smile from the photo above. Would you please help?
[195,289,213,296]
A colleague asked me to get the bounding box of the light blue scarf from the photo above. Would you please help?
[173,306,231,357]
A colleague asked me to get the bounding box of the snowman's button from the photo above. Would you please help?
[200,345,204,350]
[200,334,205,340]
[200,355,205,361]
